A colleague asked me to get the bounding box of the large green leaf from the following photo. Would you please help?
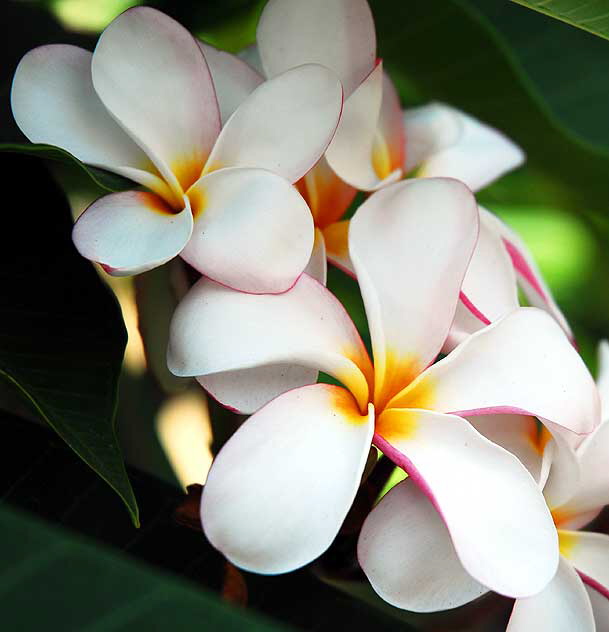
[0,153,138,526]
[0,503,287,631]
[510,0,609,41]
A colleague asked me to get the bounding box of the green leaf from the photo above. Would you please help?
[0,503,288,631]
[0,153,138,526]
[0,142,133,192]
[509,0,609,41]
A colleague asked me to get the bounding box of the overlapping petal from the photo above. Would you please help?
[391,308,599,436]
[586,584,609,632]
[180,167,313,294]
[304,228,328,286]
[201,384,374,573]
[11,44,163,190]
[559,531,609,598]
[374,409,558,597]
[322,220,354,278]
[197,41,263,124]
[349,178,478,408]
[72,191,193,276]
[167,274,373,411]
[506,558,594,632]
[91,7,220,194]
[256,0,376,97]
[325,63,402,191]
[358,478,488,612]
[403,103,525,192]
[597,340,609,421]
[205,64,343,184]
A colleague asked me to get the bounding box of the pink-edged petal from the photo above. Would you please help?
[467,415,546,487]
[167,274,373,411]
[206,65,342,184]
[507,558,594,632]
[586,584,609,632]
[201,384,374,573]
[322,220,355,278]
[91,7,220,194]
[198,364,318,415]
[72,191,192,276]
[304,228,327,286]
[598,340,609,422]
[556,420,609,524]
[256,0,375,97]
[197,41,263,125]
[391,308,600,436]
[460,207,519,325]
[483,209,573,340]
[560,530,609,598]
[325,63,403,191]
[358,478,488,612]
[349,178,478,409]
[181,167,313,294]
[296,156,357,229]
[375,408,558,597]
[11,44,163,189]
[404,102,525,192]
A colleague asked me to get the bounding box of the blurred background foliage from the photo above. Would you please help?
[1,0,609,630]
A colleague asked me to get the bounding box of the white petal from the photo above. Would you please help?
[507,558,594,632]
[391,308,600,437]
[325,63,402,191]
[586,584,609,632]
[375,409,558,598]
[167,274,373,411]
[72,191,192,276]
[91,7,220,193]
[483,209,573,340]
[349,178,478,409]
[202,384,374,573]
[598,340,609,422]
[304,228,328,286]
[256,0,375,97]
[198,41,263,124]
[541,426,582,510]
[404,102,525,192]
[358,478,488,612]
[181,167,313,294]
[11,44,161,187]
[559,530,609,600]
[206,64,343,183]
[198,364,317,415]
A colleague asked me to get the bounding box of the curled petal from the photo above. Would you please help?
[403,102,525,192]
[391,308,600,437]
[375,409,558,598]
[72,191,192,276]
[181,167,313,294]
[358,478,488,612]
[206,64,343,183]
[349,178,478,409]
[257,0,375,97]
[304,228,328,286]
[167,274,373,411]
[202,384,374,573]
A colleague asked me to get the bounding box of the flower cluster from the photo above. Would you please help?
[11,0,609,629]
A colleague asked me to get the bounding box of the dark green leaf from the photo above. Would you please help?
[510,0,609,41]
[0,503,288,631]
[0,154,138,525]
[0,142,134,192]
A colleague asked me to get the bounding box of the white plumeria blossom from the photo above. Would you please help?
[167,177,599,598]
[11,7,344,294]
[359,341,609,629]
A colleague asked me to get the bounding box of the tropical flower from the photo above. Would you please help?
[358,341,609,629]
[11,7,343,293]
[167,177,598,599]
[245,0,526,282]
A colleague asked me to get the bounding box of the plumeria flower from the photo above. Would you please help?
[167,177,598,599]
[239,0,526,284]
[359,341,609,631]
[449,206,573,351]
[11,7,343,293]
